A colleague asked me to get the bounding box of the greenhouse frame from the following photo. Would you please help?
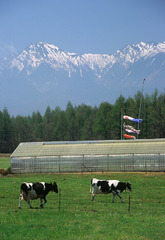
[11,139,165,173]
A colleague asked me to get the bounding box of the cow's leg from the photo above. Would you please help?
[112,192,116,203]
[116,191,123,203]
[40,198,43,208]
[92,194,95,201]
[91,191,95,201]
[27,196,33,208]
[18,192,23,209]
[41,196,47,208]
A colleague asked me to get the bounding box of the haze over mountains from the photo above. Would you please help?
[0,41,165,116]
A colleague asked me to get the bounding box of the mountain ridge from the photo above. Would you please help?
[2,41,165,75]
[0,41,165,116]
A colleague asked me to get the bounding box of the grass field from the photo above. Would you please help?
[0,158,165,240]
[0,157,10,169]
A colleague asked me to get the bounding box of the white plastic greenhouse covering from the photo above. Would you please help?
[11,139,165,173]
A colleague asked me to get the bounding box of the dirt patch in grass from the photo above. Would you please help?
[0,168,11,176]
[0,154,11,158]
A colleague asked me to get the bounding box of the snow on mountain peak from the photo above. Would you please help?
[4,41,165,76]
[157,42,165,52]
[114,41,164,68]
[10,58,24,71]
[44,43,60,52]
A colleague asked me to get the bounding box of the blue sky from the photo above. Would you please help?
[0,0,165,58]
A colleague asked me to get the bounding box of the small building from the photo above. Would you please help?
[11,139,165,173]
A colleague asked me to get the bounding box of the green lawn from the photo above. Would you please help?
[0,171,164,240]
[0,157,10,169]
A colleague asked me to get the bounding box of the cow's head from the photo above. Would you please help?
[126,182,132,192]
[52,182,58,193]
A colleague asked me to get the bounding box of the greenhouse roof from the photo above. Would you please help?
[11,139,165,158]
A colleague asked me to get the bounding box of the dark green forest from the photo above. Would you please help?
[0,89,165,153]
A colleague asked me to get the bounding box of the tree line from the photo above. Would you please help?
[0,89,165,153]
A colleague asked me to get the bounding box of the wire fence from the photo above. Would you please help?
[11,153,165,173]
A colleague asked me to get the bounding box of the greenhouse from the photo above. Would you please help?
[11,139,165,173]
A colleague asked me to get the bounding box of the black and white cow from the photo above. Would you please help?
[90,178,132,203]
[19,182,58,209]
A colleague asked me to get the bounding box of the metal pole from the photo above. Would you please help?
[59,188,61,211]
[137,78,145,139]
[128,191,131,213]
[121,108,124,140]
[121,110,123,140]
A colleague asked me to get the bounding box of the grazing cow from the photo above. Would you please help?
[90,178,132,203]
[19,182,58,209]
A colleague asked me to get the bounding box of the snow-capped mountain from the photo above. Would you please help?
[0,41,165,115]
